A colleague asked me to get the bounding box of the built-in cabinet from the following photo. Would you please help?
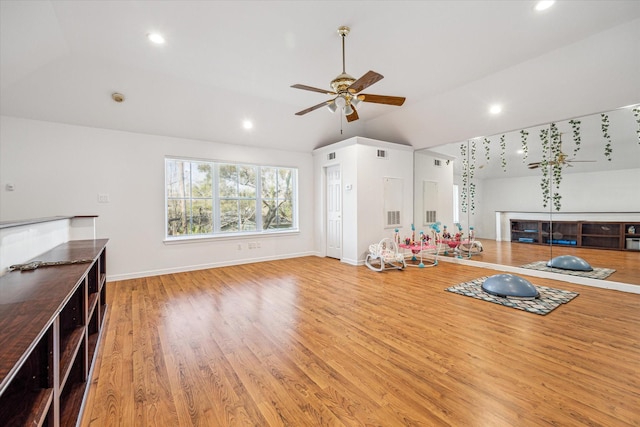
[511,220,639,251]
[0,239,108,427]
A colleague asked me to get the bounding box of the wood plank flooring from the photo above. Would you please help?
[82,255,640,426]
[472,239,640,285]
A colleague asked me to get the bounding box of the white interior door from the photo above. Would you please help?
[326,165,342,259]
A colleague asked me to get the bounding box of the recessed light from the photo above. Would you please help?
[489,104,502,115]
[147,33,165,44]
[517,149,524,154]
[242,120,253,130]
[534,1,555,12]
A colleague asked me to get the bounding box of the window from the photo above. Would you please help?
[166,158,297,238]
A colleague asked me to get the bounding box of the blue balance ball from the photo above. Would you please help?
[546,255,593,272]
[482,274,539,299]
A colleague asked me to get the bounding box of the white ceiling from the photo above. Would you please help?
[1,1,639,155]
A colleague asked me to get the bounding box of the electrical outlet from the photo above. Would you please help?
[98,193,110,203]
[237,243,242,250]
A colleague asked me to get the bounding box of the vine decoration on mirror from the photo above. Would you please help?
[601,113,612,161]
[569,119,581,156]
[460,143,468,214]
[539,128,550,209]
[482,137,491,163]
[633,107,640,144]
[469,139,476,214]
[499,134,507,172]
[549,123,562,212]
[520,130,529,163]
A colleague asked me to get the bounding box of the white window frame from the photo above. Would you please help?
[165,157,298,241]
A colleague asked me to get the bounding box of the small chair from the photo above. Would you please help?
[365,238,406,271]
[457,226,483,257]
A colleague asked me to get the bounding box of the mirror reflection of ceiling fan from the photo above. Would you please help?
[527,151,597,169]
[291,26,405,122]
[527,135,596,169]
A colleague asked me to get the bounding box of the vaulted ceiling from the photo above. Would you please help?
[1,1,639,154]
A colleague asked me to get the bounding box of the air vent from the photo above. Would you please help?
[328,152,336,160]
[424,210,437,224]
[386,210,401,227]
[434,159,442,167]
[377,149,388,159]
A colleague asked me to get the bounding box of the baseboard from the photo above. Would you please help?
[107,251,320,281]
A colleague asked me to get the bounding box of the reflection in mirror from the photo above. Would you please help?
[414,105,640,285]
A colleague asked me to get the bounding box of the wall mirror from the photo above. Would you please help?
[414,105,640,285]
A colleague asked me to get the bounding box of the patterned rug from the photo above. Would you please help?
[446,277,579,315]
[521,261,615,280]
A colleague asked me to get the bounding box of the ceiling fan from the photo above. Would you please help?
[527,141,596,170]
[291,26,405,122]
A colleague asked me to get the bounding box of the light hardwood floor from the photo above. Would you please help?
[472,239,640,286]
[82,252,640,426]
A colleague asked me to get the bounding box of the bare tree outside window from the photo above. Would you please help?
[166,158,296,238]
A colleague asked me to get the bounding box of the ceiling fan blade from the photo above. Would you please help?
[567,160,597,163]
[360,93,406,106]
[346,106,359,122]
[527,162,541,169]
[348,70,384,93]
[295,101,331,116]
[291,84,336,95]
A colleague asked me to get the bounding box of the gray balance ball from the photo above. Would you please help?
[546,255,593,271]
[482,274,540,299]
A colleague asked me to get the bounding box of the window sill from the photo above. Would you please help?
[163,229,300,245]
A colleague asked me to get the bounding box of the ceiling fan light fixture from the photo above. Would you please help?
[344,103,354,116]
[291,26,406,122]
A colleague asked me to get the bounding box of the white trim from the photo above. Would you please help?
[164,229,300,245]
[107,251,319,281]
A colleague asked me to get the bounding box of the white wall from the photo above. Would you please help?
[356,141,414,262]
[451,174,488,239]
[482,168,640,239]
[0,217,70,274]
[313,137,413,265]
[414,151,454,231]
[0,116,316,279]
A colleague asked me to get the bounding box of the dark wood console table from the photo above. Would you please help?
[0,239,108,426]
[510,219,640,251]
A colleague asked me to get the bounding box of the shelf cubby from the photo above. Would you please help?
[511,220,637,251]
[0,239,108,427]
[0,324,54,427]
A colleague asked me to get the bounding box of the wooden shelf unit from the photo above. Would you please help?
[623,222,640,250]
[511,220,639,251]
[0,239,108,427]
